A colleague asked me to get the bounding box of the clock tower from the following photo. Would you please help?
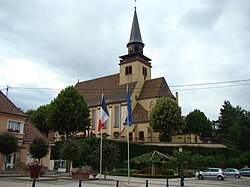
[119,7,152,85]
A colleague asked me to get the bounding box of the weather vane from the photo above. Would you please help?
[134,0,137,9]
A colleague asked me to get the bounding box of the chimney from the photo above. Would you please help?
[175,92,179,106]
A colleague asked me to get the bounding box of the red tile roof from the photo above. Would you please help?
[0,91,28,118]
[23,122,50,143]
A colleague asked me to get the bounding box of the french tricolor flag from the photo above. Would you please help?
[98,95,109,132]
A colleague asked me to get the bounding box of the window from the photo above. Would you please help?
[139,131,144,141]
[113,132,119,139]
[129,132,133,140]
[125,66,129,75]
[103,120,108,129]
[114,106,120,128]
[8,121,21,133]
[143,67,147,76]
[125,65,132,75]
[91,110,96,130]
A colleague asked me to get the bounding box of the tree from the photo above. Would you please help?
[235,110,250,151]
[185,109,213,138]
[73,141,93,168]
[93,140,120,179]
[0,132,18,168]
[215,101,250,151]
[60,139,82,172]
[150,97,183,142]
[49,86,90,139]
[29,138,49,162]
[28,104,52,136]
[216,101,236,139]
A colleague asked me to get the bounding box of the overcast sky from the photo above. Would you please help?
[1,0,250,121]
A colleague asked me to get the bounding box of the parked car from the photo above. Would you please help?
[239,168,250,176]
[223,168,241,178]
[195,168,225,181]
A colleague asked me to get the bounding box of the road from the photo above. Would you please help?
[0,175,250,187]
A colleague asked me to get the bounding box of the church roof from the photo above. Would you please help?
[75,74,137,107]
[75,75,175,108]
[132,103,149,123]
[0,90,28,118]
[138,77,176,100]
[127,8,144,46]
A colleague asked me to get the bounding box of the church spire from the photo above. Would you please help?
[119,4,152,85]
[127,7,144,54]
[128,7,143,45]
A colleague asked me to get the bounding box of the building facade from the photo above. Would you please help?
[75,8,176,142]
[0,91,52,171]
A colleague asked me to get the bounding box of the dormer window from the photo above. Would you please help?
[125,65,132,75]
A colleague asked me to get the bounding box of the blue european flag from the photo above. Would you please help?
[126,87,132,126]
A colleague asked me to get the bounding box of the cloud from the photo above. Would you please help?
[0,0,250,120]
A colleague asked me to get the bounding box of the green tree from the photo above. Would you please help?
[185,109,213,138]
[236,111,250,151]
[190,154,204,170]
[150,97,183,142]
[0,132,18,168]
[26,109,35,117]
[172,149,191,176]
[93,140,120,179]
[28,104,52,136]
[216,101,236,139]
[73,142,93,168]
[29,138,49,162]
[60,139,82,172]
[216,101,250,151]
[49,86,90,139]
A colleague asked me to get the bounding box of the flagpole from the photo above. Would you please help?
[99,128,103,180]
[99,93,104,181]
[127,119,130,183]
[126,85,130,184]
[97,93,109,182]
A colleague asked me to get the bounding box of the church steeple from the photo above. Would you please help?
[127,7,144,54]
[119,6,151,85]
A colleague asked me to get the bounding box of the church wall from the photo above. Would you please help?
[119,60,151,85]
[89,102,128,139]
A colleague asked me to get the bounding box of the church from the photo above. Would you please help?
[75,7,176,143]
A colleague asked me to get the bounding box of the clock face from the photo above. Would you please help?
[128,46,133,53]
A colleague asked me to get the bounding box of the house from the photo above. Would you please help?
[75,8,176,142]
[0,90,52,171]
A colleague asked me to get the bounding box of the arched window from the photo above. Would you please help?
[113,132,120,139]
[91,109,96,130]
[125,65,132,75]
[139,131,144,141]
[129,132,133,140]
[125,66,129,75]
[115,106,120,127]
[129,65,132,74]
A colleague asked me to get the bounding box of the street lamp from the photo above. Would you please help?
[179,146,184,186]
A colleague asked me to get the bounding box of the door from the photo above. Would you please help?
[5,153,15,170]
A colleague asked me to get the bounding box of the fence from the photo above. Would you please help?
[0,178,172,187]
